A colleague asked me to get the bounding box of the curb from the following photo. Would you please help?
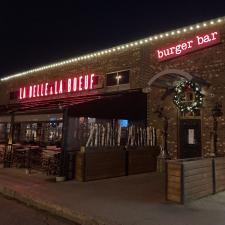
[0,184,119,225]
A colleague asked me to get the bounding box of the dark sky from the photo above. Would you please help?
[0,1,225,78]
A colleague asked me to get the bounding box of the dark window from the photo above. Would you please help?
[106,70,130,86]
[118,70,129,84]
[106,73,118,86]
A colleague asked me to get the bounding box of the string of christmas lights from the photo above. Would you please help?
[0,17,224,82]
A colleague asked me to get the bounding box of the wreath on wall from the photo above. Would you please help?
[173,80,204,112]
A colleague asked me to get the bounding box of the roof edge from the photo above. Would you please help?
[1,16,225,82]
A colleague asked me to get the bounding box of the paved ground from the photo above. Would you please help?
[0,194,78,225]
[0,167,225,225]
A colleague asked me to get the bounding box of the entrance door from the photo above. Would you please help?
[179,119,201,159]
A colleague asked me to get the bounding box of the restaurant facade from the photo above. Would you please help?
[0,16,225,181]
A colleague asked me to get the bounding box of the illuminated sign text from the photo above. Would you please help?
[156,31,220,61]
[19,73,96,100]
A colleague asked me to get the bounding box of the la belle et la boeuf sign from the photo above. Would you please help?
[18,73,96,100]
[156,31,220,61]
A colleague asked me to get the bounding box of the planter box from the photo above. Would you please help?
[166,158,213,203]
[127,146,159,175]
[214,157,225,193]
[75,147,126,181]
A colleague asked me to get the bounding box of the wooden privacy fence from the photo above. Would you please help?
[166,157,225,204]
[75,146,159,182]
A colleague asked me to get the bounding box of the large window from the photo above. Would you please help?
[106,70,130,86]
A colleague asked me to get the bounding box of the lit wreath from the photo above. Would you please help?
[173,80,204,112]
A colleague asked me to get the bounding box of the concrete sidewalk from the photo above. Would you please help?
[0,168,225,225]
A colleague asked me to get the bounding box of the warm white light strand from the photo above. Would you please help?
[1,16,224,81]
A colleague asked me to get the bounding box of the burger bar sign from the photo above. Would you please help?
[18,73,96,100]
[156,31,220,61]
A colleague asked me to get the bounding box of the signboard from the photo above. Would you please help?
[156,31,220,61]
[18,73,97,100]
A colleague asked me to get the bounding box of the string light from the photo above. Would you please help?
[1,16,224,81]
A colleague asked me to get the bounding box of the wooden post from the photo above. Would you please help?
[180,163,184,204]
[212,157,216,194]
[165,161,168,201]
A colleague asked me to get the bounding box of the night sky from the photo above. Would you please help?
[1,2,225,78]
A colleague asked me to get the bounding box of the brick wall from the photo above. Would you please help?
[0,21,225,158]
[144,22,225,158]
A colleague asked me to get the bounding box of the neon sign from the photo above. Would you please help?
[156,31,220,61]
[18,73,96,100]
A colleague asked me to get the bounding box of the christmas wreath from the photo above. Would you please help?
[173,80,204,112]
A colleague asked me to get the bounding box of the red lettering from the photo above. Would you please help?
[197,35,204,45]
[73,77,77,92]
[23,87,26,99]
[54,81,58,95]
[45,83,48,96]
[33,85,36,97]
[68,78,72,92]
[169,47,175,54]
[156,31,219,61]
[59,80,63,94]
[157,50,164,59]
[37,85,40,97]
[84,75,89,90]
[29,86,32,98]
[41,84,44,96]
[18,74,97,100]
[90,74,95,89]
[181,43,187,50]
[187,40,193,49]
[50,86,53,95]
[79,76,83,91]
[19,88,23,99]
[211,31,218,40]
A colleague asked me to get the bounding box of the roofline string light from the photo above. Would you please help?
[1,17,224,82]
